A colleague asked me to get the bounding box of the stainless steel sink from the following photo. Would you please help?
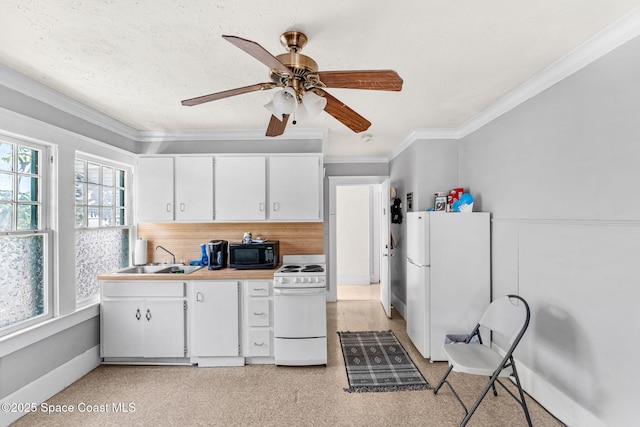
[112,264,203,275]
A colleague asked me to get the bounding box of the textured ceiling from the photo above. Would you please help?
[1,1,640,158]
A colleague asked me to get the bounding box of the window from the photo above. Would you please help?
[75,155,131,303]
[0,139,50,333]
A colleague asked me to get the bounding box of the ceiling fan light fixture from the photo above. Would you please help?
[264,86,298,119]
[301,90,327,118]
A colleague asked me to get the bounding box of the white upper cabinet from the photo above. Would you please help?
[175,156,214,221]
[214,156,266,221]
[137,157,174,222]
[137,154,322,223]
[137,156,214,222]
[269,156,321,221]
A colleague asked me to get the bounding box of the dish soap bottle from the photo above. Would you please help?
[200,244,209,267]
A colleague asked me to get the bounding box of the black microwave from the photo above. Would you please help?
[229,240,279,269]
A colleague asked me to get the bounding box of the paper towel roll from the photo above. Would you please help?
[133,239,148,265]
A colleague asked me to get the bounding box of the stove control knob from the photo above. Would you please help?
[294,277,301,284]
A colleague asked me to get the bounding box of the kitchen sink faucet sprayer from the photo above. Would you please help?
[155,245,176,264]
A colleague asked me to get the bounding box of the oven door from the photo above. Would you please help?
[274,287,326,338]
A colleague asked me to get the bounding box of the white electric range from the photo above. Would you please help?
[273,255,327,366]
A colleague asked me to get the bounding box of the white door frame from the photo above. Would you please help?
[328,175,389,302]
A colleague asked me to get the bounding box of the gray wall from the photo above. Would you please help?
[459,33,640,426]
[388,32,640,427]
[389,139,459,307]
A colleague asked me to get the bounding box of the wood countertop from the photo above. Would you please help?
[98,265,279,281]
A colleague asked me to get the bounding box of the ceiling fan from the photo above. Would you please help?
[181,31,403,137]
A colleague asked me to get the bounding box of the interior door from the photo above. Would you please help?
[379,179,392,318]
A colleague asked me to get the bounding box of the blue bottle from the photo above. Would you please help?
[200,244,209,267]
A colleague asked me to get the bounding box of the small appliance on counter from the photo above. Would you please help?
[207,240,228,270]
[229,240,279,270]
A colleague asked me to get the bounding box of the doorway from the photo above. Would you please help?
[328,176,391,315]
[335,185,377,300]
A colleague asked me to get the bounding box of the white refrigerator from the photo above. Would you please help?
[406,211,490,361]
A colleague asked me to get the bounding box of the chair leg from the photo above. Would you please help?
[509,360,533,427]
[433,364,454,395]
[460,371,501,427]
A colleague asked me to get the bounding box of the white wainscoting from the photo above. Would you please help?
[492,218,640,427]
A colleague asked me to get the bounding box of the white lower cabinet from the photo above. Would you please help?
[101,279,276,366]
[242,280,274,362]
[101,281,187,360]
[189,281,243,366]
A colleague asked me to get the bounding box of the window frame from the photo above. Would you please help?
[0,136,52,337]
[74,152,132,306]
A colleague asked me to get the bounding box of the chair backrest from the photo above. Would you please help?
[479,295,530,345]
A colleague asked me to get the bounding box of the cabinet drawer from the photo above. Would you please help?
[247,281,271,297]
[247,329,271,357]
[102,281,186,297]
[247,299,270,327]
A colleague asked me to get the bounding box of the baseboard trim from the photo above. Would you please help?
[191,356,246,367]
[487,343,605,427]
[516,359,605,427]
[0,345,101,426]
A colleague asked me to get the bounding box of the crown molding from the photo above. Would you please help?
[0,65,140,141]
[388,6,640,162]
[135,128,327,142]
[389,128,461,160]
[457,6,640,139]
[323,156,389,164]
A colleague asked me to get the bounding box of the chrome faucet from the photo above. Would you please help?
[155,245,176,264]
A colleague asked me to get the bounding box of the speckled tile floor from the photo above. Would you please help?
[11,285,563,426]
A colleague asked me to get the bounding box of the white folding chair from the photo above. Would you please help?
[433,294,532,427]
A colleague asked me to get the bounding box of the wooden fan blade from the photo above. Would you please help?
[317,90,371,133]
[266,114,290,137]
[223,35,290,75]
[317,70,403,91]
[181,83,274,106]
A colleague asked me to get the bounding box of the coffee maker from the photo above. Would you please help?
[208,240,228,270]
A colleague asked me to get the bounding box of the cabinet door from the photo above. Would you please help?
[101,299,145,357]
[191,281,239,357]
[269,156,321,220]
[175,156,214,221]
[214,156,266,220]
[143,299,186,358]
[137,157,174,222]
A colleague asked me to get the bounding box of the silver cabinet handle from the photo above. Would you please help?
[180,203,185,212]
[272,202,279,211]
[254,342,265,346]
[166,203,172,212]
[135,308,141,320]
[259,202,264,212]
[253,312,266,316]
[146,309,152,321]
[196,291,203,302]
